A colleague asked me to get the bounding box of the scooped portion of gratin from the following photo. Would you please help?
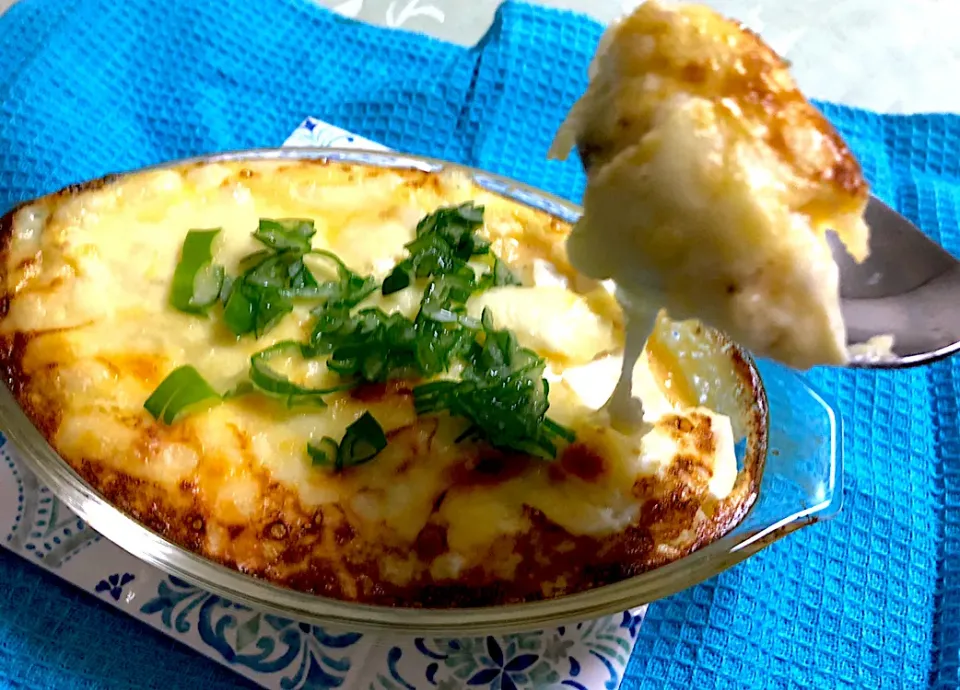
[550,0,871,372]
[0,159,763,606]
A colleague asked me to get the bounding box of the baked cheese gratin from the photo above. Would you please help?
[550,0,871,372]
[0,158,764,606]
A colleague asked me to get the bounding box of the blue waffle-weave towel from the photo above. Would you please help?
[0,0,958,688]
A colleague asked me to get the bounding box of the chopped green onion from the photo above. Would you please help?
[380,202,488,297]
[250,290,294,337]
[190,263,225,309]
[218,274,236,305]
[381,267,411,295]
[170,229,222,314]
[237,249,273,275]
[419,272,480,326]
[222,283,256,335]
[411,308,574,458]
[243,254,293,289]
[144,365,221,424]
[339,412,388,467]
[477,256,521,290]
[307,437,340,468]
[308,412,388,472]
[253,218,316,253]
[249,340,355,406]
[542,417,577,443]
[221,240,376,339]
[159,208,567,468]
[222,380,256,399]
[308,250,378,306]
[222,282,294,338]
[414,202,487,258]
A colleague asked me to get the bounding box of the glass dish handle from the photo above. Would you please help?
[727,360,843,556]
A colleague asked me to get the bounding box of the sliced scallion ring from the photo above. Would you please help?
[307,412,387,472]
[222,380,256,400]
[190,263,225,309]
[249,340,355,406]
[222,284,256,335]
[144,365,221,424]
[170,229,222,314]
[254,218,316,253]
[338,412,388,467]
[307,437,340,469]
[542,416,576,443]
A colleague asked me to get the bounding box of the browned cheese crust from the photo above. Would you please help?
[0,158,766,607]
[574,1,868,224]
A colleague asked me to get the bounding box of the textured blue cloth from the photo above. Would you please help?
[0,0,957,688]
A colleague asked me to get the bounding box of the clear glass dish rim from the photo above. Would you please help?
[0,147,843,635]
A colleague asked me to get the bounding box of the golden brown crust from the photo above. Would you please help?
[574,1,867,219]
[0,156,767,608]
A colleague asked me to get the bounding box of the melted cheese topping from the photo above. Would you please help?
[0,159,759,603]
[549,0,871,372]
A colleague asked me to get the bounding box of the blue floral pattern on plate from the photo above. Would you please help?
[139,576,363,688]
[371,611,645,690]
[96,572,135,601]
[1,437,100,567]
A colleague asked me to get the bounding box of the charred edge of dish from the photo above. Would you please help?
[75,455,327,573]
[717,331,768,534]
[0,193,14,389]
[2,328,76,437]
[0,204,15,320]
[62,440,749,608]
[55,173,123,201]
[0,172,125,303]
[0,171,123,228]
[662,323,766,542]
[75,459,208,553]
[0,333,63,438]
[67,413,737,608]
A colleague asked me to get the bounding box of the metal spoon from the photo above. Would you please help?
[574,142,959,370]
[833,197,960,369]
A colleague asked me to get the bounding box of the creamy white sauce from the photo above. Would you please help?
[606,292,658,432]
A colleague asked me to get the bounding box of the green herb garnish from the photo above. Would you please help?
[413,309,574,459]
[311,267,482,383]
[150,203,573,467]
[221,218,317,337]
[306,250,378,306]
[143,365,222,424]
[248,340,356,407]
[381,202,486,295]
[220,219,376,337]
[308,206,513,384]
[222,279,294,337]
[170,229,224,314]
[477,255,521,290]
[310,304,475,383]
[307,412,388,471]
[381,202,517,296]
[253,218,316,253]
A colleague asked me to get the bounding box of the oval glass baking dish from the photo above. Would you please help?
[0,148,842,635]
